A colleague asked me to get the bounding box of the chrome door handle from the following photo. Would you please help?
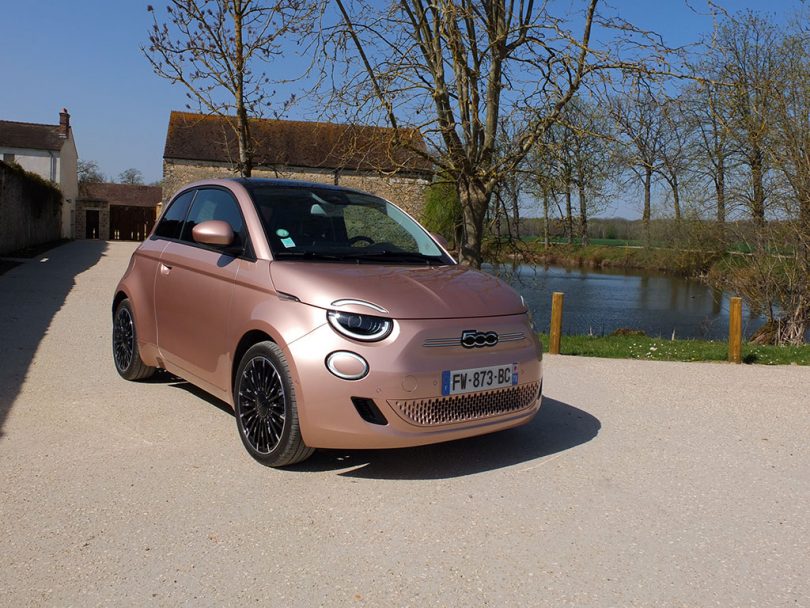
[160,263,172,275]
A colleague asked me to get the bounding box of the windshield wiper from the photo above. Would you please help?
[274,251,345,261]
[342,250,445,265]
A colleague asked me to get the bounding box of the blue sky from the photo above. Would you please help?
[0,0,802,216]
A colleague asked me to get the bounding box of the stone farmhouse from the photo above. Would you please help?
[0,109,78,238]
[162,111,433,217]
[77,183,162,241]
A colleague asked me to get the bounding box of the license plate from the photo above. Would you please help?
[441,363,518,396]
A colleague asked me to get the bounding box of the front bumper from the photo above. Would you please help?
[287,314,543,449]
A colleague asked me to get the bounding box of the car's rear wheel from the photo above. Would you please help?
[112,299,156,381]
[233,341,314,467]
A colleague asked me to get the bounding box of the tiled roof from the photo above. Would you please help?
[0,120,65,151]
[79,183,162,208]
[163,111,432,175]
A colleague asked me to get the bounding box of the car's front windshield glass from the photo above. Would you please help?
[249,185,452,265]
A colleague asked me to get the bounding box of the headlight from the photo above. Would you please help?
[327,310,393,342]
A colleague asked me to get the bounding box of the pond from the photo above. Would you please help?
[489,263,767,340]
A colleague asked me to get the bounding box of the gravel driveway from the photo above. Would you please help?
[1,240,808,607]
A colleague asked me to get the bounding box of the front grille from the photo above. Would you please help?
[388,382,540,427]
[423,331,525,348]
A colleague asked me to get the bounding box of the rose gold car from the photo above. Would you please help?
[112,179,543,466]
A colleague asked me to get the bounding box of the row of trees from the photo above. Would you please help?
[78,161,153,186]
[523,10,810,246]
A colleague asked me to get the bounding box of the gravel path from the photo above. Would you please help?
[1,240,808,607]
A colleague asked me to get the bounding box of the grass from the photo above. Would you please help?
[523,236,646,247]
[538,333,810,366]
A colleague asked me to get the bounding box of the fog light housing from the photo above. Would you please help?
[325,351,369,380]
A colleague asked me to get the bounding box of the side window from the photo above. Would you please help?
[153,190,194,240]
[180,188,246,246]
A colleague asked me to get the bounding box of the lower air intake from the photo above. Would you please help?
[388,382,540,427]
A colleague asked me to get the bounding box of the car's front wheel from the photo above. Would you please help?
[233,341,314,467]
[112,299,156,381]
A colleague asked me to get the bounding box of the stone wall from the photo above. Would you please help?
[0,161,62,255]
[163,160,430,219]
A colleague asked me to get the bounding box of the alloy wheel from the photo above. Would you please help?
[113,306,135,372]
[238,356,287,454]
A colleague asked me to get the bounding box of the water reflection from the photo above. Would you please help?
[488,263,766,340]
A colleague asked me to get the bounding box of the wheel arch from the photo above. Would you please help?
[232,330,275,388]
[230,326,306,397]
[112,290,128,318]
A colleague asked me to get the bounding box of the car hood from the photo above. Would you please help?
[269,262,525,319]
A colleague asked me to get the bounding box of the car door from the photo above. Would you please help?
[154,186,249,394]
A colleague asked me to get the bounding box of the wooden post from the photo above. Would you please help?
[549,292,564,355]
[728,296,742,364]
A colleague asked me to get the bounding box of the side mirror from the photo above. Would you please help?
[192,220,235,247]
[431,232,450,249]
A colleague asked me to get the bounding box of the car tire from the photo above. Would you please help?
[233,341,314,467]
[112,299,156,381]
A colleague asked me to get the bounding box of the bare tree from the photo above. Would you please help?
[566,98,614,245]
[78,160,104,184]
[656,97,690,223]
[327,0,670,267]
[707,15,810,345]
[610,81,664,245]
[525,134,561,249]
[144,0,311,177]
[714,11,779,226]
[769,27,810,232]
[682,77,733,225]
[117,168,144,185]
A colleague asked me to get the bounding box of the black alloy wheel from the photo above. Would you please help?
[234,341,314,467]
[112,299,155,381]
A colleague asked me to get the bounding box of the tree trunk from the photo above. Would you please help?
[543,192,550,249]
[751,146,765,226]
[643,166,652,246]
[458,179,489,268]
[716,155,726,224]
[578,182,589,246]
[233,3,252,178]
[800,192,810,232]
[671,175,681,223]
[565,180,573,244]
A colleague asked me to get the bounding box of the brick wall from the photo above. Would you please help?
[0,161,62,255]
[163,160,430,219]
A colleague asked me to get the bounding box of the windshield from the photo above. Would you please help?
[248,185,453,265]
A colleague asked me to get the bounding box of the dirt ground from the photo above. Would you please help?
[1,240,808,607]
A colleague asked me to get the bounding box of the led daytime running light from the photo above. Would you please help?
[327,310,393,342]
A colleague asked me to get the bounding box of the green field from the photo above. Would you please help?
[538,333,810,365]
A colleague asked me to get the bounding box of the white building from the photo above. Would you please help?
[0,109,79,238]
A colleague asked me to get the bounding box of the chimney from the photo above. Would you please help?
[59,108,70,138]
